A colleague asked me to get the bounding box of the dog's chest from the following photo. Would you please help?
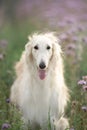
[24,83,51,124]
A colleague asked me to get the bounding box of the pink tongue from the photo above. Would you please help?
[39,70,46,80]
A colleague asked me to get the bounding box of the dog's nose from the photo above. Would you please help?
[39,61,46,69]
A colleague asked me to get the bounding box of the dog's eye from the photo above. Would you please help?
[34,45,38,50]
[47,46,51,50]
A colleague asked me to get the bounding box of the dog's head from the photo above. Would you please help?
[25,32,62,80]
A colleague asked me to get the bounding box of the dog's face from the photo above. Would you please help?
[26,33,61,80]
[32,40,52,70]
[32,36,53,80]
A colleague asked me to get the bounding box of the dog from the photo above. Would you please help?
[10,32,69,130]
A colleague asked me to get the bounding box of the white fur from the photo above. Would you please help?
[10,32,69,130]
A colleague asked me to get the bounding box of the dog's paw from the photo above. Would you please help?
[53,117,69,130]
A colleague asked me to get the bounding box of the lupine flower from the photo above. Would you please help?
[2,123,11,130]
[81,106,87,112]
[77,80,86,85]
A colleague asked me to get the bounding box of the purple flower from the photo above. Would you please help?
[58,22,66,28]
[65,50,75,57]
[77,80,86,85]
[2,123,11,130]
[70,128,75,130]
[72,36,78,43]
[59,33,68,41]
[64,17,76,24]
[81,106,87,112]
[68,28,77,35]
[0,40,8,49]
[6,98,10,103]
[82,37,87,44]
[66,43,76,50]
[69,126,75,130]
[77,25,85,32]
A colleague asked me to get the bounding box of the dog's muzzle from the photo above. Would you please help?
[39,61,46,70]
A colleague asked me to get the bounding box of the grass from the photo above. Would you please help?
[0,22,87,130]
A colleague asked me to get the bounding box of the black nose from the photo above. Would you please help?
[39,61,46,69]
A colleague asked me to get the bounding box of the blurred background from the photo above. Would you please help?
[0,0,87,130]
[0,0,87,30]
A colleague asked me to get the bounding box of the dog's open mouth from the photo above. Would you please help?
[38,69,47,80]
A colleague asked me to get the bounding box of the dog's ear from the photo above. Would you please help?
[52,39,62,59]
[51,39,63,71]
[25,42,31,56]
[25,36,32,56]
[25,36,33,63]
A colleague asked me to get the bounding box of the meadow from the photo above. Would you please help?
[0,0,87,130]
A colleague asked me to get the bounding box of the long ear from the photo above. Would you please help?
[53,39,61,58]
[51,40,64,73]
[25,42,31,56]
[25,36,32,55]
[25,36,33,63]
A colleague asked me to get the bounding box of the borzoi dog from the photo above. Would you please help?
[10,32,69,130]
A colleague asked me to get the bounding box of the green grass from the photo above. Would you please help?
[0,22,87,130]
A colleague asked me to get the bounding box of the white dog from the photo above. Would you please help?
[10,32,69,130]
